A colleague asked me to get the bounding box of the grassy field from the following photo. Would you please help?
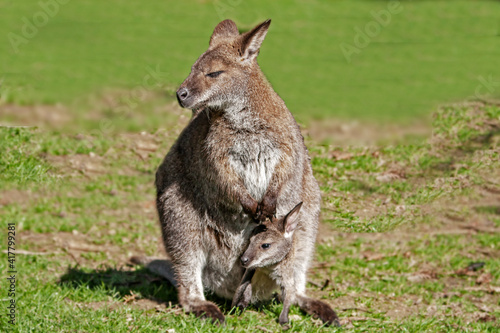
[1,101,499,331]
[1,0,500,332]
[1,0,499,122]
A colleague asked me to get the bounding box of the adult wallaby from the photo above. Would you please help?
[133,19,329,324]
[232,202,340,326]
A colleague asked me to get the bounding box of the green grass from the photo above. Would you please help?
[0,127,52,186]
[1,102,499,332]
[1,0,500,122]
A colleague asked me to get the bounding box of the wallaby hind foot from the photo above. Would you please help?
[187,300,225,325]
[297,295,340,327]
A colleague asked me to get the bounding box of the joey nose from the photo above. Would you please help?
[176,87,189,104]
[240,257,249,267]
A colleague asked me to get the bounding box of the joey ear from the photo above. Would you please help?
[210,19,239,46]
[283,202,302,238]
[240,19,271,61]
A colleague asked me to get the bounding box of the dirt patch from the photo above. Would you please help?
[119,131,164,161]
[0,188,33,207]
[0,104,71,128]
[45,153,107,176]
[304,118,431,147]
[19,231,138,267]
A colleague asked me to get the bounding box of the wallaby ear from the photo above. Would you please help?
[240,19,271,61]
[210,19,239,46]
[283,202,302,238]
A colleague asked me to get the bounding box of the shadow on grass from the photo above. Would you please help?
[57,265,239,314]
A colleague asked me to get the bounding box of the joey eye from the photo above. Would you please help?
[261,243,271,250]
[206,71,224,78]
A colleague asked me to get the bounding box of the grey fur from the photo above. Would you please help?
[232,204,340,326]
[134,19,325,324]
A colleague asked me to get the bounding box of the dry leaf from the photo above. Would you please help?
[362,251,386,261]
[136,141,159,152]
[376,170,405,182]
[474,313,496,322]
[123,292,139,304]
[476,272,492,285]
[407,270,437,282]
[330,150,354,160]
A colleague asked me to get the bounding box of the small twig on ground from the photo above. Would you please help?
[342,307,373,314]
[62,247,81,267]
[464,286,500,294]
[65,241,103,252]
[307,280,322,288]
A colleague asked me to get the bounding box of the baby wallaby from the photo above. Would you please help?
[232,203,339,327]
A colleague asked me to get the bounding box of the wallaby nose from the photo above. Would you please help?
[176,87,189,102]
[241,256,249,267]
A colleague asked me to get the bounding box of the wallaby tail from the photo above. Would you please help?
[297,295,340,327]
[129,255,178,288]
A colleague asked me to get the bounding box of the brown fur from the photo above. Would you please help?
[233,204,340,326]
[135,19,326,324]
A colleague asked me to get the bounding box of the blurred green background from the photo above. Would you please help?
[1,0,499,123]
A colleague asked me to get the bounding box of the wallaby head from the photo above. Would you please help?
[176,19,271,112]
[240,202,302,269]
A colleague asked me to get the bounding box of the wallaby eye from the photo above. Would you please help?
[206,71,224,78]
[261,243,271,250]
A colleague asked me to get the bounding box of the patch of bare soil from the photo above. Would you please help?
[304,118,431,146]
[45,153,107,176]
[0,189,33,207]
[0,104,70,128]
[118,131,165,162]
[19,231,140,267]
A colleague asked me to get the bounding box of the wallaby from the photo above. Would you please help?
[232,203,339,326]
[132,19,332,324]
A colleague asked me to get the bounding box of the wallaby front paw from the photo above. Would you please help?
[231,292,251,310]
[278,315,289,326]
[257,195,277,221]
[234,299,250,310]
[190,302,225,325]
[241,195,259,219]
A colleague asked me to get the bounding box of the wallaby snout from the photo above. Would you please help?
[176,75,201,109]
[240,255,250,267]
[176,87,190,106]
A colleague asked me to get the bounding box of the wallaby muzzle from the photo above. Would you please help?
[240,252,253,268]
[176,87,190,108]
